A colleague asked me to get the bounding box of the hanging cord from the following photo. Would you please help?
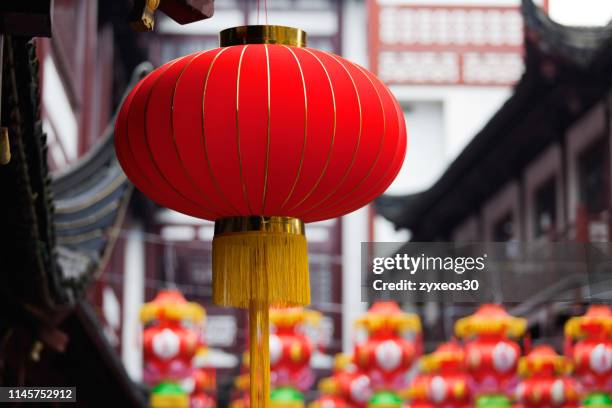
[256,0,269,27]
[264,0,269,25]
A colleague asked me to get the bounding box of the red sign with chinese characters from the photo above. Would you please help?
[368,1,525,86]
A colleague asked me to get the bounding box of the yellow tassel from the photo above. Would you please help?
[212,217,310,408]
[212,229,310,308]
[250,301,270,408]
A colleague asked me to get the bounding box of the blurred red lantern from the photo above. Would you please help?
[455,304,526,403]
[418,342,471,408]
[115,25,407,407]
[404,373,435,408]
[141,290,204,384]
[318,353,372,408]
[142,324,199,381]
[514,345,579,408]
[189,366,217,408]
[140,290,205,408]
[354,302,421,391]
[189,349,217,408]
[564,305,612,397]
[230,370,251,408]
[269,308,319,391]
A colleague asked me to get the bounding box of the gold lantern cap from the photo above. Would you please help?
[454,304,526,339]
[269,307,321,328]
[355,301,422,334]
[420,341,465,373]
[140,289,205,324]
[517,345,571,378]
[220,25,307,47]
[565,304,612,339]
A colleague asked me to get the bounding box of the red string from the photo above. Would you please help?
[264,0,268,25]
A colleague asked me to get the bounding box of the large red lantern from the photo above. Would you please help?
[115,25,406,407]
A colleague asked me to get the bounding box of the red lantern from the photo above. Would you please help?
[564,305,612,397]
[269,308,320,391]
[189,348,217,408]
[354,302,421,392]
[230,370,251,408]
[317,353,372,408]
[514,345,580,408]
[115,25,407,407]
[404,374,436,408]
[140,290,205,408]
[454,304,526,403]
[115,30,406,225]
[142,324,199,382]
[417,342,471,408]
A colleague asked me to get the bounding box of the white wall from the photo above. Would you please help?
[339,0,370,352]
[387,85,511,195]
[386,100,444,194]
[42,54,78,167]
[122,224,145,381]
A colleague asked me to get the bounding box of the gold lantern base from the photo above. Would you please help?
[212,216,309,308]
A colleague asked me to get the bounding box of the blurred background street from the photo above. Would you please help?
[1,0,612,406]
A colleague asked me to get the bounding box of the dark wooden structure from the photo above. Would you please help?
[0,1,214,406]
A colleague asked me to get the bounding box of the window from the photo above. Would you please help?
[534,177,557,238]
[309,261,333,305]
[492,211,514,241]
[578,138,607,215]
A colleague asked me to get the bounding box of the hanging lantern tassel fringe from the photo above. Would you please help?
[212,216,309,308]
[212,216,309,408]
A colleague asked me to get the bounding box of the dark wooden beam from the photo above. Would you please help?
[159,0,214,24]
[0,0,52,37]
[130,0,214,32]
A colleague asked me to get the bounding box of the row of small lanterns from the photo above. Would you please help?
[308,303,612,408]
[138,290,611,408]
